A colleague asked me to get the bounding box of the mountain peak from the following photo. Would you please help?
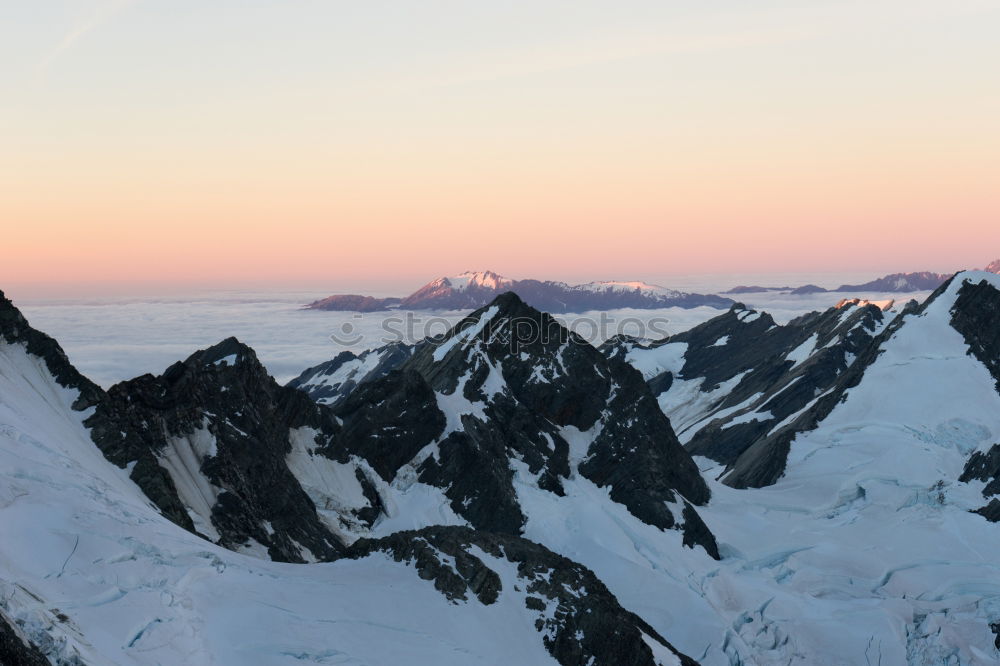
[184,336,257,368]
[485,289,529,312]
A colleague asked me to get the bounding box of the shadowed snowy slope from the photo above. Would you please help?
[580,271,1000,663]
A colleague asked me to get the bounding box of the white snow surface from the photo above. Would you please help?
[433,305,500,361]
[299,346,393,404]
[784,332,818,367]
[0,339,565,665]
[157,421,222,541]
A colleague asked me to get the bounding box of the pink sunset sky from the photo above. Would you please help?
[2,1,998,296]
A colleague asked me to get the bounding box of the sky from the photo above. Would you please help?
[2,0,999,296]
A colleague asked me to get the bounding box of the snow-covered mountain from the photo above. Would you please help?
[307,270,733,312]
[0,288,700,665]
[604,297,902,488]
[6,270,1000,664]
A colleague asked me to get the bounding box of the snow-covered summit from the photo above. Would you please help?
[834,297,895,311]
[573,280,683,298]
[447,270,514,291]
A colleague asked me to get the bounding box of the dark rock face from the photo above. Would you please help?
[0,610,53,666]
[347,526,699,666]
[288,341,414,406]
[961,444,1000,496]
[950,278,1000,392]
[951,277,1000,522]
[306,270,733,313]
[0,289,105,411]
[85,337,350,562]
[329,368,446,482]
[960,445,1000,521]
[609,299,899,489]
[974,499,1000,522]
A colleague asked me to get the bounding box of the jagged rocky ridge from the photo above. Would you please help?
[603,298,904,487]
[613,271,1000,495]
[288,341,415,405]
[0,290,104,412]
[86,337,348,562]
[307,269,733,312]
[952,276,1000,520]
[0,288,701,665]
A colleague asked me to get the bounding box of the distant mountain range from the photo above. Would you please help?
[308,262,1000,313]
[307,270,734,312]
[725,260,1000,295]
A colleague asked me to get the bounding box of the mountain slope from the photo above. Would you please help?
[85,336,349,562]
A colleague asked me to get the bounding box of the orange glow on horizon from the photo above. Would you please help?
[2,1,998,292]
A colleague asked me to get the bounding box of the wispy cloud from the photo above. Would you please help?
[34,0,134,75]
[377,0,1000,93]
